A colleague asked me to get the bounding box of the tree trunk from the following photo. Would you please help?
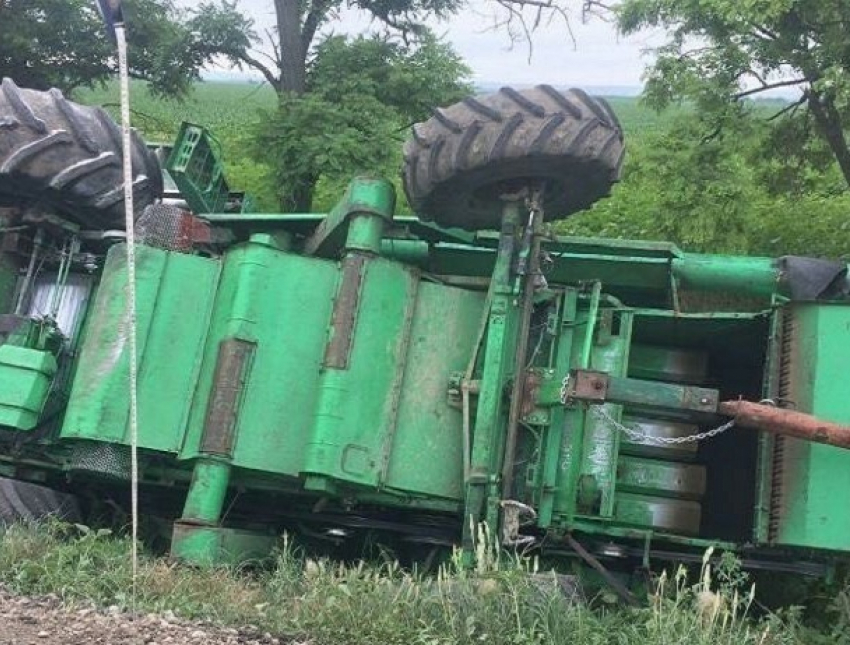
[808,91,850,188]
[274,0,307,95]
[281,176,316,212]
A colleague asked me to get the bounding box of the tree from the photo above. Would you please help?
[616,0,850,189]
[221,0,462,97]
[206,0,549,211]
[254,33,471,211]
[0,0,253,97]
[560,108,850,259]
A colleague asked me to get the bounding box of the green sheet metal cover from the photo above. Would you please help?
[0,345,56,430]
[62,245,219,451]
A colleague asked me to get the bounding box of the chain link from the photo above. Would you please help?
[590,405,735,444]
[559,373,734,444]
[559,374,571,406]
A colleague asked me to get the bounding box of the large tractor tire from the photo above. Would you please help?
[0,78,162,229]
[402,86,624,231]
[0,477,80,525]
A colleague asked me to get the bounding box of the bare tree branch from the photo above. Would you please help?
[236,52,280,90]
[749,24,779,41]
[766,95,808,121]
[734,78,807,99]
[582,0,614,21]
[303,0,333,58]
[488,0,576,58]
[265,28,281,68]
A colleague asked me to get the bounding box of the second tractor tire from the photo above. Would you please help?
[402,86,625,230]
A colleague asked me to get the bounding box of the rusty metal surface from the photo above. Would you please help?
[768,307,796,541]
[721,400,850,450]
[323,255,366,369]
[378,271,420,484]
[520,370,542,418]
[200,338,255,457]
[568,369,609,403]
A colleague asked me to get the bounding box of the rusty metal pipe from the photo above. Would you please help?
[720,400,850,450]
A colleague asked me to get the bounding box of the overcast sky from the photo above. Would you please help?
[219,0,666,91]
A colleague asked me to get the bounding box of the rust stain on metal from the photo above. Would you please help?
[520,371,542,417]
[720,400,850,450]
[379,271,420,483]
[569,369,609,403]
[323,255,366,369]
[768,307,800,541]
[200,338,255,456]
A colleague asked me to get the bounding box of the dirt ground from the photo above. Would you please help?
[0,587,286,645]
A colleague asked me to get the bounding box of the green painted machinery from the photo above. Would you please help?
[1,81,849,583]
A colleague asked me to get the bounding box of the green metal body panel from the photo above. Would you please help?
[62,245,218,451]
[6,147,850,574]
[769,304,850,550]
[672,254,780,298]
[0,345,56,429]
[180,240,338,477]
[383,280,485,499]
[305,258,420,489]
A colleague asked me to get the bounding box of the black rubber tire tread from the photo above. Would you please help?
[0,476,80,525]
[402,85,625,230]
[0,78,162,229]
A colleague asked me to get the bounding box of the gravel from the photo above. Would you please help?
[0,586,290,645]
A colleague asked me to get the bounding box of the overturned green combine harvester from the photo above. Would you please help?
[0,78,849,589]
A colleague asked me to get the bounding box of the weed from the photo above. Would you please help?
[0,522,814,645]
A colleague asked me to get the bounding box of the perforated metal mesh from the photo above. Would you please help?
[136,203,191,252]
[69,442,131,480]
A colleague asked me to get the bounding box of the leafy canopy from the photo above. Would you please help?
[562,109,850,259]
[0,0,253,97]
[616,0,850,186]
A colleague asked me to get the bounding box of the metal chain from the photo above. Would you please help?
[590,405,735,445]
[560,374,571,406]
[560,374,733,443]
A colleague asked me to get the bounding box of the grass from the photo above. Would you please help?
[0,521,828,645]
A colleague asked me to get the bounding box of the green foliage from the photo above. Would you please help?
[308,32,472,123]
[616,0,850,187]
[255,34,471,211]
[563,108,850,258]
[0,522,818,644]
[0,0,253,97]
[256,91,400,211]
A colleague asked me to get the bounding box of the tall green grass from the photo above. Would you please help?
[0,522,821,645]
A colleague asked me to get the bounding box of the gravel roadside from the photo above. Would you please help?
[0,586,289,645]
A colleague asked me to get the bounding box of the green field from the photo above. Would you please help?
[77,80,676,143]
[78,80,278,141]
